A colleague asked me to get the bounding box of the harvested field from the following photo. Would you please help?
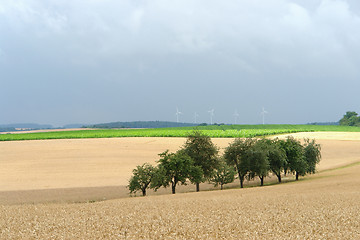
[0,138,233,191]
[0,163,359,239]
[1,133,359,191]
[0,132,360,239]
[278,131,360,141]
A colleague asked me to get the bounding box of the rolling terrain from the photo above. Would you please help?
[0,132,359,238]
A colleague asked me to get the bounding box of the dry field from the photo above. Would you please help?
[0,132,360,239]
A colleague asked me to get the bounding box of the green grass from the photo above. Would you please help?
[0,124,359,141]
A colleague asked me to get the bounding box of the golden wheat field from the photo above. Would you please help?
[0,132,360,239]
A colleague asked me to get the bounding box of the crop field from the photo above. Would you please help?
[0,132,360,239]
[0,157,359,239]
[1,124,360,141]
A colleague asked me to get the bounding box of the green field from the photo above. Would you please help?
[0,124,359,141]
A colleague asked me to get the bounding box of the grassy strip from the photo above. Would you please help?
[0,124,359,141]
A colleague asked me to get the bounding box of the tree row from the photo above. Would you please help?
[128,130,321,196]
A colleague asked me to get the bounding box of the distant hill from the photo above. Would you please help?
[0,123,53,131]
[0,127,16,132]
[85,121,198,129]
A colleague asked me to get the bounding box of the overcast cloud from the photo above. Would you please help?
[1,0,360,126]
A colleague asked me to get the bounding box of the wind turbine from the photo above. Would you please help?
[175,108,182,123]
[233,110,240,124]
[208,109,215,125]
[261,107,268,125]
[194,112,199,124]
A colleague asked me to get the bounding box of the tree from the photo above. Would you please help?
[339,111,360,126]
[265,139,287,183]
[246,140,270,186]
[303,139,321,174]
[224,138,256,188]
[151,150,194,194]
[128,163,156,196]
[208,159,236,190]
[279,137,307,180]
[188,165,204,188]
[182,130,219,192]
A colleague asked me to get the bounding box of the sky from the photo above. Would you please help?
[1,0,360,127]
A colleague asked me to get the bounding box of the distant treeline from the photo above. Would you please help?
[86,121,198,129]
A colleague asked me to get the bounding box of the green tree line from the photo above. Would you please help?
[128,130,321,196]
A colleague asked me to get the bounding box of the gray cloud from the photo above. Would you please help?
[1,0,360,126]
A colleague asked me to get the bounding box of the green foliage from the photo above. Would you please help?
[247,140,270,186]
[224,138,256,188]
[128,163,156,196]
[339,111,360,127]
[152,150,194,194]
[129,136,322,196]
[279,137,307,180]
[303,139,321,174]
[182,130,219,191]
[265,139,287,183]
[208,159,236,190]
[188,165,204,186]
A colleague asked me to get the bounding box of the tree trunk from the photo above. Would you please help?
[260,176,264,186]
[220,184,223,190]
[196,182,200,192]
[142,188,146,196]
[172,182,176,194]
[240,175,244,188]
[236,170,244,188]
[296,172,299,181]
[277,174,281,183]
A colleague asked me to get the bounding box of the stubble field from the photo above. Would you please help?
[0,132,360,239]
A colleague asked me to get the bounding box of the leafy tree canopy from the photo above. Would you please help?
[246,140,270,186]
[224,138,256,188]
[182,130,219,191]
[339,111,360,127]
[279,137,307,180]
[128,163,156,196]
[151,150,194,194]
[208,158,236,190]
[303,139,321,174]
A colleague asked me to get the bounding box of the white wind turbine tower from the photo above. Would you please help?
[233,110,240,124]
[208,109,215,125]
[175,107,182,123]
[261,107,268,125]
[194,112,199,124]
